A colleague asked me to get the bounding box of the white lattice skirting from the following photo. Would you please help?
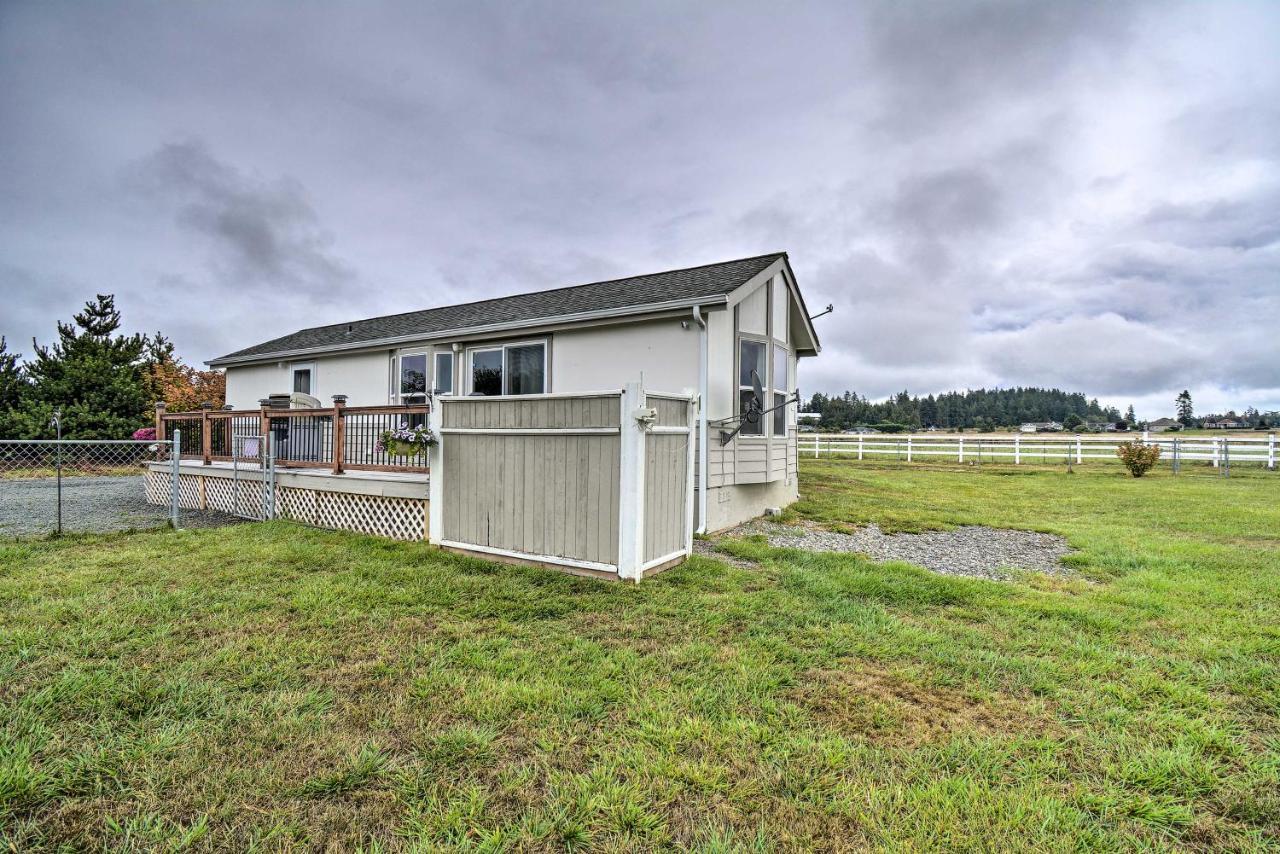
[144,470,428,541]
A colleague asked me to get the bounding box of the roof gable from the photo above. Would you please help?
[210,253,786,365]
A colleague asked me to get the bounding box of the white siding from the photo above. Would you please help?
[738,284,768,335]
[551,319,699,394]
[225,351,392,408]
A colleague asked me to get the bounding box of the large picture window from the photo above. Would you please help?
[738,338,766,436]
[468,340,547,396]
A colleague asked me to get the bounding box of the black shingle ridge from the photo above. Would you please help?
[210,252,784,364]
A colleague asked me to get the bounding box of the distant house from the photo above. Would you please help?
[1019,421,1063,433]
[1147,417,1180,432]
[1204,419,1242,429]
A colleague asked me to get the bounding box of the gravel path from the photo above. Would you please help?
[699,519,1077,581]
[0,475,243,538]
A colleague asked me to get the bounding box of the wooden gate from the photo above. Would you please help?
[429,384,694,580]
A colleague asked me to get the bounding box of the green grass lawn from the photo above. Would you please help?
[2,462,1278,850]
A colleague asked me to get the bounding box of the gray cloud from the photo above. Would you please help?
[1,0,1278,417]
[125,141,357,299]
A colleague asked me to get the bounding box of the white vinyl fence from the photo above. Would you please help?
[799,432,1278,471]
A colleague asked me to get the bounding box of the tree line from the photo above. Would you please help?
[0,295,224,439]
[803,388,1122,432]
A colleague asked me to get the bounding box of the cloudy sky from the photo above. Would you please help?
[3,1,1278,419]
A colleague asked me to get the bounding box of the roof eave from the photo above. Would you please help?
[206,295,731,368]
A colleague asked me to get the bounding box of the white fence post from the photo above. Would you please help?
[427,397,444,544]
[616,382,646,582]
[1075,436,1083,464]
[814,434,820,459]
[1014,435,1020,465]
[1269,433,1276,470]
[958,437,964,463]
[858,434,864,460]
[1212,437,1220,468]
[1143,429,1150,442]
[906,435,913,463]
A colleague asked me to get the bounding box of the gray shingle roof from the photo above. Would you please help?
[209,253,785,365]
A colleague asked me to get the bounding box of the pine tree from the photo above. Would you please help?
[1176,390,1194,426]
[1125,404,1137,426]
[0,337,27,438]
[17,295,151,439]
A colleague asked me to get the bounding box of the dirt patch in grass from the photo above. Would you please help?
[792,662,1059,747]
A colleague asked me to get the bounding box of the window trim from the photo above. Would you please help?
[736,333,768,438]
[290,361,316,396]
[465,337,549,396]
[734,276,796,440]
[771,342,790,437]
[433,351,455,396]
[392,349,430,404]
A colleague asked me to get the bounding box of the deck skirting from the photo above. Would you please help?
[144,463,429,541]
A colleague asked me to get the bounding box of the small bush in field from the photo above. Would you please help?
[1116,440,1161,477]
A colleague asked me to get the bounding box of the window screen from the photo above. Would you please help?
[293,369,311,394]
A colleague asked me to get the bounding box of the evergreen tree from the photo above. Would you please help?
[1125,404,1137,426]
[1175,390,1194,426]
[17,295,151,439]
[0,337,27,438]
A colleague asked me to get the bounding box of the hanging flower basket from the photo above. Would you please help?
[376,423,437,457]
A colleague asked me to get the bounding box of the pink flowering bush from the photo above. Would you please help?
[132,427,157,441]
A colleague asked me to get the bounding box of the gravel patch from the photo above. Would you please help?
[702,519,1077,582]
[0,475,243,538]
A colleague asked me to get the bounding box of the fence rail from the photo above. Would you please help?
[799,432,1278,470]
[157,399,430,474]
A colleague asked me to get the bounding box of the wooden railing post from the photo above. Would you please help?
[200,401,212,465]
[332,395,347,475]
[155,401,166,443]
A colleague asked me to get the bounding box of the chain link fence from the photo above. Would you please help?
[0,438,187,537]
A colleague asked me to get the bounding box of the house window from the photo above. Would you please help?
[399,353,428,404]
[468,340,547,395]
[738,338,766,436]
[506,344,545,395]
[470,348,503,395]
[434,352,454,395]
[292,368,312,395]
[772,343,790,436]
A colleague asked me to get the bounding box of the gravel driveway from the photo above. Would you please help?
[0,475,242,538]
[699,519,1077,581]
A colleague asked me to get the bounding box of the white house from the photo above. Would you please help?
[208,253,822,533]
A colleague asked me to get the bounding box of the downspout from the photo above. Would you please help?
[693,305,709,534]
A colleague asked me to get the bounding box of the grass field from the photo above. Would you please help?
[1,462,1278,850]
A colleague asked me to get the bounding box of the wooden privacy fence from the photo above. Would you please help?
[156,398,431,474]
[428,383,695,580]
[799,432,1278,470]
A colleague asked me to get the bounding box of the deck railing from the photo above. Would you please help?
[156,398,431,474]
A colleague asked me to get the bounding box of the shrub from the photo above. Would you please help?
[132,427,156,441]
[1116,440,1161,477]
